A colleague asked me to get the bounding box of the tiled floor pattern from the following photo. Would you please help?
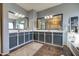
[9,42,43,56]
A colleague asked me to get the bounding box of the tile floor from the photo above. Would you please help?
[34,44,63,56]
[9,42,43,56]
[9,42,73,56]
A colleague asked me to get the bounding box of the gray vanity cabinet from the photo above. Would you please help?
[53,32,63,46]
[25,32,29,42]
[45,32,52,43]
[33,32,38,41]
[39,32,44,42]
[18,32,24,45]
[9,33,17,48]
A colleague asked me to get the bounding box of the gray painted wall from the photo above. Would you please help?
[38,3,79,45]
[28,10,37,30]
[6,3,28,17]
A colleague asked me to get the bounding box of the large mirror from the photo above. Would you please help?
[37,18,46,30]
[8,11,29,30]
[47,14,63,30]
[37,14,63,30]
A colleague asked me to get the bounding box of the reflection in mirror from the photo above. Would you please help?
[8,11,29,30]
[37,14,63,30]
[47,14,63,30]
[37,18,46,30]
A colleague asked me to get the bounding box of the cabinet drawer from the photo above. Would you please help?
[45,32,52,35]
[19,32,24,36]
[25,32,28,35]
[9,33,17,37]
[53,32,62,36]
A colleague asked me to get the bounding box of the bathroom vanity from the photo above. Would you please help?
[8,13,64,51]
[9,30,63,50]
[33,30,63,46]
[9,30,33,50]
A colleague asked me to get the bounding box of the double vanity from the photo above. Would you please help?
[9,30,79,56]
[9,30,63,51]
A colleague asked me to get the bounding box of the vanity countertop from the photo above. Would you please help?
[9,30,63,33]
[33,30,63,32]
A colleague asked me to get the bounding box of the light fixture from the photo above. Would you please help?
[14,12,25,18]
[18,14,23,17]
[47,16,49,19]
[44,15,53,19]
[49,15,53,18]
[15,13,19,16]
[44,16,47,19]
[21,15,25,18]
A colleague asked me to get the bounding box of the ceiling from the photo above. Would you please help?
[17,3,62,12]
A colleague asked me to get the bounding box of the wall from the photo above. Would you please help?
[38,3,79,45]
[6,3,28,17]
[2,3,28,55]
[28,10,37,30]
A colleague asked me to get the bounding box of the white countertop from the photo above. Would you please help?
[33,30,63,32]
[9,30,63,33]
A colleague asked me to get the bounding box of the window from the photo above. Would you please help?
[15,20,25,29]
[8,22,13,29]
[19,24,24,29]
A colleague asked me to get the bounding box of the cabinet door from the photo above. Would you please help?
[25,32,28,42]
[45,32,52,43]
[18,32,24,45]
[9,33,17,49]
[53,33,63,46]
[33,32,38,41]
[39,32,44,42]
[29,32,33,40]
